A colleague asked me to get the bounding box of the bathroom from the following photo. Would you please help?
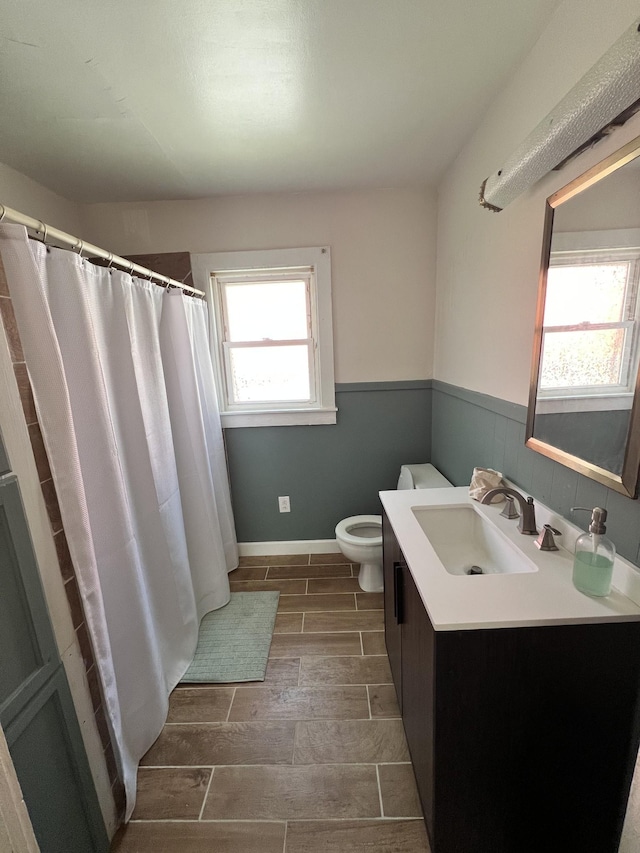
[2,0,640,851]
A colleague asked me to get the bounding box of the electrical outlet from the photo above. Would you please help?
[278,495,291,513]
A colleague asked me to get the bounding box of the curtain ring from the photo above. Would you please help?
[74,238,84,255]
[35,221,48,244]
[107,252,115,269]
[0,205,6,223]
[34,221,43,242]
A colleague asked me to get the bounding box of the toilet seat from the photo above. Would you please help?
[335,515,382,547]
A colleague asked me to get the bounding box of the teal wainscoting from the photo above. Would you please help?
[224,381,432,542]
[431,381,640,566]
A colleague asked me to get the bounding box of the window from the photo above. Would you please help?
[191,247,336,427]
[538,236,640,410]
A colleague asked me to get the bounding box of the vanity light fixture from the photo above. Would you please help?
[479,16,640,212]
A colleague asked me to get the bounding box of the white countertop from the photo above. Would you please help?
[380,486,640,631]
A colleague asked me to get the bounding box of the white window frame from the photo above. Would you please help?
[217,267,317,409]
[191,247,336,427]
[537,229,640,414]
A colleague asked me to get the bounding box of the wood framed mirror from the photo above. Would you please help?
[526,135,640,498]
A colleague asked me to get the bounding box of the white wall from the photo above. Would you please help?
[81,187,437,383]
[434,0,640,405]
[0,162,81,235]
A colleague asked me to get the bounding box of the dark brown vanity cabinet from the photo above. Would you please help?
[382,509,640,853]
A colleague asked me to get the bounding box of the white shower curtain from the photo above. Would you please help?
[0,225,237,818]
[160,291,237,617]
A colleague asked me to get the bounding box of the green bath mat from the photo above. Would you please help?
[180,591,280,683]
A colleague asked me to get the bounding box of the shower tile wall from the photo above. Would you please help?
[0,257,125,816]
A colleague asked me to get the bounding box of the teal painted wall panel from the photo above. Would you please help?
[224,383,432,541]
[431,382,640,567]
[431,390,497,486]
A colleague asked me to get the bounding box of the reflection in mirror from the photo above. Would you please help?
[527,136,640,497]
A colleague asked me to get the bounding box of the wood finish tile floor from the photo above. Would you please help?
[112,555,431,853]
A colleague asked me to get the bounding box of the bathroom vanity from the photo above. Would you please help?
[381,488,640,853]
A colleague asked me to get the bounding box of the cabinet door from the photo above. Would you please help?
[400,565,435,840]
[6,667,107,853]
[0,476,58,722]
[382,512,402,709]
[0,473,109,853]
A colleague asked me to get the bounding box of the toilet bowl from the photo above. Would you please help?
[335,464,454,593]
[335,515,383,593]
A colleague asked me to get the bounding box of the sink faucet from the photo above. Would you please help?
[480,487,538,535]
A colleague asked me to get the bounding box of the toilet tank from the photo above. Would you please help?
[397,463,453,490]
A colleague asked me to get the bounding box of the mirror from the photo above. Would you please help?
[526,135,640,498]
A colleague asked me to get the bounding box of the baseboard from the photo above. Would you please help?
[237,539,340,556]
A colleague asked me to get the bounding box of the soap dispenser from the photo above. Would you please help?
[571,507,616,597]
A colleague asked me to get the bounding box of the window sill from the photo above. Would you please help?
[221,407,338,428]
[536,393,633,414]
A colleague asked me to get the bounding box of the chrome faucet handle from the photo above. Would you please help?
[500,495,519,520]
[534,524,561,552]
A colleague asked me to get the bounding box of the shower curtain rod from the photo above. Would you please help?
[0,203,205,296]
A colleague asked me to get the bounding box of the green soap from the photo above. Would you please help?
[572,550,614,597]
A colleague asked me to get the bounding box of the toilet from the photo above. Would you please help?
[334,515,384,592]
[335,464,453,592]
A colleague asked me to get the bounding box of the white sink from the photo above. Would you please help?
[380,487,640,629]
[412,505,539,576]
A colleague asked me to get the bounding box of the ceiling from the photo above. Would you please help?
[0,0,562,203]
